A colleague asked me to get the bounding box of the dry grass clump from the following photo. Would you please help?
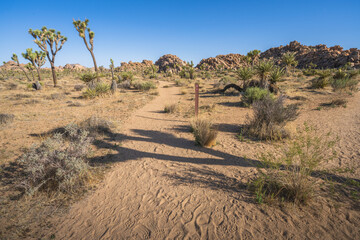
[190,118,218,147]
[132,80,157,91]
[244,95,298,140]
[251,123,337,205]
[18,123,93,195]
[164,103,179,113]
[0,113,15,126]
[320,98,348,108]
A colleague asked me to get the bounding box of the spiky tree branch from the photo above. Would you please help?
[73,19,99,79]
[22,48,46,81]
[28,27,67,86]
[11,54,31,81]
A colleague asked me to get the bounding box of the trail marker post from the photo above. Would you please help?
[195,83,199,117]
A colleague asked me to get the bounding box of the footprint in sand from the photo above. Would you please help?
[181,210,193,223]
[167,224,186,240]
[131,224,151,239]
[124,218,136,231]
[196,213,210,225]
[216,223,237,239]
[212,210,225,226]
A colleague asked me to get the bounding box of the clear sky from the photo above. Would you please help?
[1,0,359,68]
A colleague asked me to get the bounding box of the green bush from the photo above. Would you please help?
[243,87,273,106]
[18,123,92,195]
[80,72,98,83]
[331,77,359,92]
[251,123,337,205]
[118,71,134,82]
[83,82,110,98]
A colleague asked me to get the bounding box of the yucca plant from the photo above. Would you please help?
[29,27,67,86]
[269,67,285,84]
[237,66,254,88]
[311,69,332,89]
[22,48,46,81]
[255,60,274,88]
[282,52,298,73]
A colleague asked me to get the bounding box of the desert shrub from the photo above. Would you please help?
[174,79,186,86]
[132,80,156,91]
[244,95,298,140]
[190,118,218,147]
[331,76,359,92]
[80,116,115,136]
[164,103,179,113]
[80,72,98,83]
[0,113,15,126]
[311,77,329,89]
[251,123,337,205]
[348,69,360,79]
[333,69,347,80]
[83,82,110,99]
[118,71,134,82]
[118,80,132,89]
[18,123,92,195]
[242,87,273,106]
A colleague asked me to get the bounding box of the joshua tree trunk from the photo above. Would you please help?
[50,62,57,86]
[111,67,114,80]
[17,65,31,81]
[35,67,42,81]
[30,70,35,81]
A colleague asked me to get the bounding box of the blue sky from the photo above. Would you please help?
[1,0,359,68]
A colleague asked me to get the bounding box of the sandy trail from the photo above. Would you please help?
[52,82,360,240]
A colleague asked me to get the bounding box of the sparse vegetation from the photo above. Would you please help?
[252,123,337,205]
[132,80,156,91]
[83,82,110,98]
[164,103,179,113]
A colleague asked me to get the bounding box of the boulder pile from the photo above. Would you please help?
[63,64,87,71]
[155,54,186,73]
[0,61,24,71]
[260,41,360,69]
[117,60,153,72]
[196,54,247,70]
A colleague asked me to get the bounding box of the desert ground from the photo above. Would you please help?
[0,50,360,240]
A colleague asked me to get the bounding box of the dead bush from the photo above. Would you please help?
[18,123,92,195]
[244,95,298,140]
[190,118,218,147]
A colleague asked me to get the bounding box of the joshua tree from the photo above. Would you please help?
[25,63,36,81]
[28,27,67,87]
[247,50,261,65]
[255,60,274,88]
[109,58,114,79]
[268,67,285,84]
[73,19,98,79]
[237,66,254,88]
[11,54,31,81]
[22,48,46,81]
[282,52,298,73]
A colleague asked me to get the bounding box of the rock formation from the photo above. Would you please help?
[260,41,360,69]
[155,54,186,73]
[63,64,87,71]
[196,54,247,70]
[117,60,153,72]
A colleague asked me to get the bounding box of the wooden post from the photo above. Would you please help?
[195,83,199,117]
